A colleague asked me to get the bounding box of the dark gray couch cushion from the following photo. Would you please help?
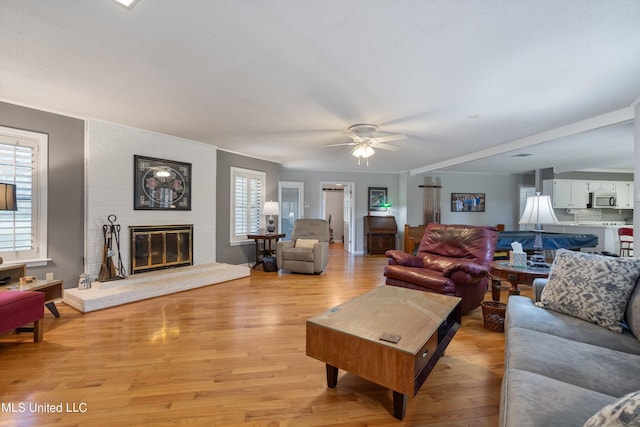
[506,296,640,355]
[506,327,640,397]
[500,369,615,427]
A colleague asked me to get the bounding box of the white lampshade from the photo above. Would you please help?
[519,194,558,225]
[263,201,280,216]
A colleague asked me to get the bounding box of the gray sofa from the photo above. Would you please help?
[500,250,640,427]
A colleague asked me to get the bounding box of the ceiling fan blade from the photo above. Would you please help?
[370,133,406,143]
[320,142,357,148]
[343,132,363,142]
[370,142,400,151]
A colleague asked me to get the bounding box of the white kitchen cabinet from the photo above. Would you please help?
[615,181,634,209]
[543,179,588,209]
[586,181,617,193]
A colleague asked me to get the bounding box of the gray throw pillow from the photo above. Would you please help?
[626,283,640,339]
[536,249,640,333]
[583,390,640,426]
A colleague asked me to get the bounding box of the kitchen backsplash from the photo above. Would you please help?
[572,208,632,224]
[554,208,633,224]
[575,209,603,222]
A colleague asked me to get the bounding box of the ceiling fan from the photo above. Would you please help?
[322,124,407,165]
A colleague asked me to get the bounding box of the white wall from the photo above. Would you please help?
[406,171,534,230]
[85,120,217,277]
[279,169,399,254]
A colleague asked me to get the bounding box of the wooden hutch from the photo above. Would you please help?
[364,215,398,255]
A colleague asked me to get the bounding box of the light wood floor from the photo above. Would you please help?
[0,244,524,427]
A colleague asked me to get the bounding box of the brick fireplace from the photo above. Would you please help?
[129,224,193,274]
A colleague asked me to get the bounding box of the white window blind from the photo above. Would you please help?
[230,167,265,242]
[0,127,47,263]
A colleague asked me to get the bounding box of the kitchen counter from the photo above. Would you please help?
[543,223,630,254]
[555,221,629,228]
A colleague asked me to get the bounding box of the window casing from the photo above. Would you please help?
[0,126,48,264]
[230,167,265,243]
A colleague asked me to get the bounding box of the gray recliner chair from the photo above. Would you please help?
[276,219,330,274]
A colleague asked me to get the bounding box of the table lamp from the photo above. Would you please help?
[518,192,558,268]
[263,201,280,233]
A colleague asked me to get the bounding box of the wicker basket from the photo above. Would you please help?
[481,301,507,332]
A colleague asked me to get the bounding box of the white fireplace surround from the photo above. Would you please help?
[63,262,249,312]
[69,121,250,311]
[85,120,218,278]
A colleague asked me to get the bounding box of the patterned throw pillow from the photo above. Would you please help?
[536,249,640,333]
[583,390,640,426]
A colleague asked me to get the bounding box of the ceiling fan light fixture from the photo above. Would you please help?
[352,144,375,159]
[352,144,375,166]
[113,0,139,9]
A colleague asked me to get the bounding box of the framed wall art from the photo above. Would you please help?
[451,192,485,212]
[134,155,191,210]
[368,187,388,211]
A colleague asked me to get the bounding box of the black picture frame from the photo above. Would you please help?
[134,155,191,210]
[368,187,388,211]
[451,192,485,212]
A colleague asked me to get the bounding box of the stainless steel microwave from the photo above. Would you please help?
[587,192,617,208]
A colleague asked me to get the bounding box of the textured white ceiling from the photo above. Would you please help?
[1,0,638,174]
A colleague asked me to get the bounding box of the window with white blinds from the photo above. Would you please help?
[0,126,48,263]
[230,167,265,243]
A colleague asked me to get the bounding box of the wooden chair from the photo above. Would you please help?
[619,227,634,257]
[404,224,426,254]
[494,224,508,259]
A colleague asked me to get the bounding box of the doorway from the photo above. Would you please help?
[278,181,304,240]
[321,182,355,254]
[519,186,536,230]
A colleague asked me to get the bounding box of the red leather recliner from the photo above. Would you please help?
[384,223,498,314]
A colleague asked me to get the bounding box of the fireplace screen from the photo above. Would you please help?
[129,225,193,274]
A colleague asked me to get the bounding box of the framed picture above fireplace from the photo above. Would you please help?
[134,155,191,210]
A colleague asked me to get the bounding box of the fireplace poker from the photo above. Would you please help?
[108,215,126,278]
[98,225,111,281]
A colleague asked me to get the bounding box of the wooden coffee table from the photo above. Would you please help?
[306,285,461,420]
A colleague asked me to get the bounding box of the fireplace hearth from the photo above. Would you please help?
[129,224,193,274]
